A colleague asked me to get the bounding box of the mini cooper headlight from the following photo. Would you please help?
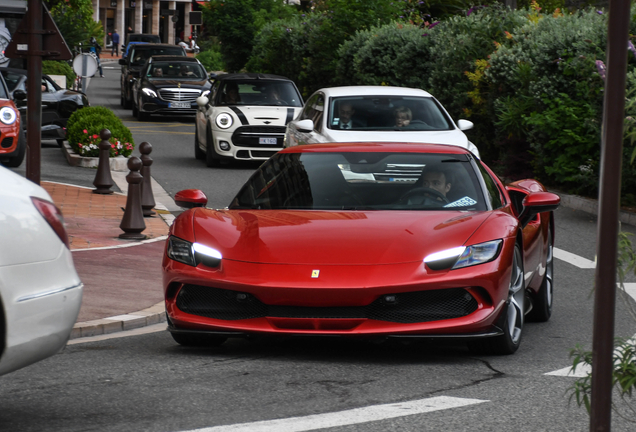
[0,106,17,125]
[215,113,233,129]
[142,88,158,98]
[424,240,502,271]
[167,236,222,268]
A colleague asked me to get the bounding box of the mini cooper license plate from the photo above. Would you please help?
[259,137,278,145]
[170,101,190,109]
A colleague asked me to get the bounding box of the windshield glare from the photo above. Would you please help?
[328,96,453,131]
[230,152,486,211]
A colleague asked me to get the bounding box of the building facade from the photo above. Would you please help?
[92,0,202,49]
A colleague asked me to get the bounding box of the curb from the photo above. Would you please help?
[61,142,130,171]
[70,301,166,339]
[551,189,636,227]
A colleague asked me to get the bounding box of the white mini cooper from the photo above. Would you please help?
[194,73,304,166]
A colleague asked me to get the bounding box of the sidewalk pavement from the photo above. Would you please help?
[44,180,175,340]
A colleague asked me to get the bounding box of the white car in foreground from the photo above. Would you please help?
[0,167,83,376]
[194,73,304,166]
[284,86,480,158]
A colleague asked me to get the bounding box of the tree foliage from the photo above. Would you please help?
[48,0,104,51]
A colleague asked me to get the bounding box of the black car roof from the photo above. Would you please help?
[216,73,294,82]
[130,43,184,50]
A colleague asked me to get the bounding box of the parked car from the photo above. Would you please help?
[0,67,89,146]
[163,141,559,355]
[122,33,161,54]
[0,70,24,167]
[194,73,304,166]
[119,43,187,109]
[132,56,212,121]
[0,166,83,376]
[284,86,480,158]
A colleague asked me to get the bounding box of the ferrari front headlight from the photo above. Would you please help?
[0,107,17,125]
[167,236,222,268]
[215,113,233,129]
[424,240,502,271]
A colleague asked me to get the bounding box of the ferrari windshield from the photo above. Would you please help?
[327,96,453,131]
[230,152,487,211]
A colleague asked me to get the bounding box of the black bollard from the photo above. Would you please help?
[139,142,156,217]
[93,129,114,194]
[119,157,146,240]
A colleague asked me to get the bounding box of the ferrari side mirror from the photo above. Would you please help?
[519,192,560,227]
[175,189,208,209]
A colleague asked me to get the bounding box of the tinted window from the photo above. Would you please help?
[327,96,452,131]
[1,71,22,93]
[230,152,485,211]
[130,47,186,66]
[148,61,206,79]
[216,80,302,107]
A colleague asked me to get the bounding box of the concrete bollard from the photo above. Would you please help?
[119,156,146,240]
[93,129,114,194]
[139,142,156,217]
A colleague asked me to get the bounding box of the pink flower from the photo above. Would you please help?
[93,134,98,139]
[83,129,88,133]
[79,143,83,147]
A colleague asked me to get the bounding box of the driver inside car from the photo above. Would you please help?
[400,166,452,206]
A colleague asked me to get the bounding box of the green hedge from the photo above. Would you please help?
[66,106,134,158]
[43,60,76,89]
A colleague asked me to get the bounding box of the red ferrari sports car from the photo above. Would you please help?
[163,142,560,355]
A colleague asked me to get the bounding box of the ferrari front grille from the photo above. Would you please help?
[231,126,286,148]
[158,88,200,102]
[175,285,478,323]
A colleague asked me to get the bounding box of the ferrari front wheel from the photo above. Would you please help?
[171,332,227,347]
[470,243,524,355]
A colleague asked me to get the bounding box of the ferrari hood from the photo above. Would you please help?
[191,209,493,265]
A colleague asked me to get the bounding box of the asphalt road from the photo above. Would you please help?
[3,66,636,431]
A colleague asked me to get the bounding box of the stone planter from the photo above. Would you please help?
[61,142,129,172]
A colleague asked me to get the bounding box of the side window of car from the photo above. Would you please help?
[210,81,220,105]
[477,162,503,209]
[312,95,325,133]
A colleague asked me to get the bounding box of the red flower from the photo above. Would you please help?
[111,144,115,148]
[93,134,99,139]
[83,129,88,133]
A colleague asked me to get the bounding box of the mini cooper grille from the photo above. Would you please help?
[231,126,286,148]
[176,285,478,324]
[158,88,200,102]
[1,137,13,148]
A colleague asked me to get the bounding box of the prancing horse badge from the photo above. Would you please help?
[311,270,320,278]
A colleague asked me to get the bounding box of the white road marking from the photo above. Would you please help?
[553,247,596,268]
[66,323,166,345]
[179,397,487,432]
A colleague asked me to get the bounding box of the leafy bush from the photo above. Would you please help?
[43,60,76,89]
[336,22,436,89]
[50,0,104,51]
[196,49,225,72]
[66,106,134,158]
